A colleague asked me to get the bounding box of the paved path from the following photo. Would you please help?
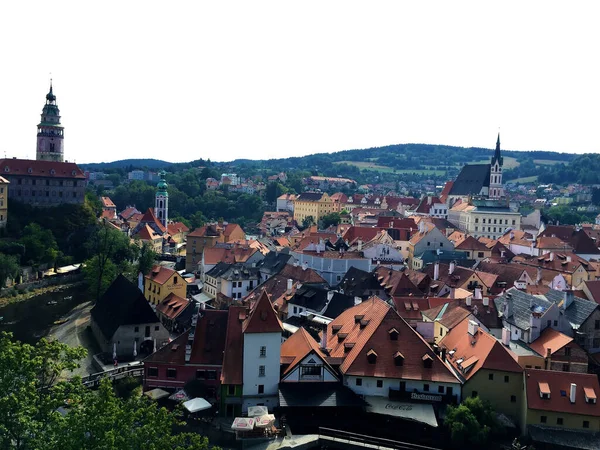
[47,301,97,377]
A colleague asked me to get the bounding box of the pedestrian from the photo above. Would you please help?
[113,358,118,368]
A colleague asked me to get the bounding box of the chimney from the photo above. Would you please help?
[545,348,552,370]
[549,252,554,262]
[327,290,335,302]
[483,297,489,307]
[536,267,542,285]
[302,261,308,271]
[563,290,574,310]
[357,239,363,251]
[467,320,479,336]
[287,278,293,293]
[449,261,456,275]
[570,383,577,403]
[566,255,572,262]
[474,287,482,299]
[354,296,362,306]
[320,327,327,350]
[434,262,440,281]
[390,221,394,229]
[510,231,515,240]
[501,327,510,346]
[419,221,426,233]
[466,296,472,306]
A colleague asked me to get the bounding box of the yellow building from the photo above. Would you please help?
[144,265,186,305]
[521,369,600,434]
[293,192,333,225]
[0,176,9,228]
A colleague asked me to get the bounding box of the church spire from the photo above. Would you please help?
[491,132,503,167]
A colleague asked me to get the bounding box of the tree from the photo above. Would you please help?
[0,333,213,450]
[0,254,20,287]
[320,212,341,229]
[302,216,315,229]
[20,223,59,267]
[265,182,287,204]
[444,396,501,448]
[136,241,157,277]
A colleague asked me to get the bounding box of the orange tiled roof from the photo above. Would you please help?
[242,291,283,334]
[145,265,177,285]
[167,221,190,235]
[155,293,190,320]
[529,327,573,357]
[280,327,331,375]
[0,158,85,179]
[220,306,245,385]
[101,196,116,208]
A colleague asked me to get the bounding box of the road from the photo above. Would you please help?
[47,301,98,377]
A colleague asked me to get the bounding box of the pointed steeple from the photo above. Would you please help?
[491,132,503,167]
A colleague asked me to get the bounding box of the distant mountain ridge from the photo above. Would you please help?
[81,159,172,170]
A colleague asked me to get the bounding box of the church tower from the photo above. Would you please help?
[155,171,168,228]
[36,82,64,162]
[489,133,504,199]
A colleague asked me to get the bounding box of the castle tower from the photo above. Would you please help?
[489,133,504,199]
[155,171,168,227]
[36,82,64,162]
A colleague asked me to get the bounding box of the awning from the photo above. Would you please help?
[247,405,269,417]
[183,397,212,413]
[144,388,170,400]
[168,389,189,402]
[231,417,255,431]
[192,292,213,304]
[365,396,438,428]
[255,414,276,428]
[279,383,365,408]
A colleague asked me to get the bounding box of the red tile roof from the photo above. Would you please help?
[440,317,522,380]
[279,264,327,284]
[326,297,459,383]
[189,309,228,365]
[455,235,489,252]
[167,221,189,235]
[139,208,166,233]
[525,369,600,417]
[155,293,190,320]
[583,280,600,304]
[0,158,85,179]
[243,291,283,334]
[145,265,177,285]
[203,246,258,265]
[221,306,245,385]
[135,224,162,241]
[280,327,331,375]
[101,196,116,208]
[120,206,141,220]
[529,327,574,357]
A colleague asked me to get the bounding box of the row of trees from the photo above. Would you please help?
[0,332,212,450]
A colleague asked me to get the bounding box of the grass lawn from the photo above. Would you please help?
[508,175,538,184]
[533,159,567,166]
[334,161,396,173]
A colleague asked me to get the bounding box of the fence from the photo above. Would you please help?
[80,362,144,388]
[319,428,441,450]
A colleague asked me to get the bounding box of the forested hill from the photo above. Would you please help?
[82,159,172,170]
[539,153,600,185]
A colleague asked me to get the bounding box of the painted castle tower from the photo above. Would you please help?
[489,133,504,199]
[155,171,169,228]
[36,82,64,162]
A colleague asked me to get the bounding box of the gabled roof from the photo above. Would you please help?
[280,327,332,376]
[456,236,489,252]
[525,369,600,417]
[167,221,190,235]
[440,317,522,381]
[529,327,574,357]
[120,206,141,220]
[145,265,177,285]
[544,289,598,329]
[279,263,327,284]
[583,280,600,304]
[494,287,554,331]
[475,262,529,293]
[0,158,86,179]
[539,226,600,255]
[221,306,245,385]
[155,293,190,320]
[243,291,283,334]
[448,164,490,196]
[203,246,258,265]
[91,274,159,340]
[134,224,162,241]
[325,298,459,383]
[139,208,166,233]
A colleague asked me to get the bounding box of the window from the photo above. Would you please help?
[483,219,486,224]
[547,320,551,327]
[258,385,264,394]
[155,326,160,331]
[564,347,571,357]
[478,252,484,258]
[583,420,590,429]
[440,243,443,247]
[472,391,478,398]
[489,373,494,381]
[427,241,430,246]
[556,417,563,426]
[356,378,362,386]
[196,370,206,380]
[207,370,217,380]
[512,220,516,225]
[511,395,516,403]
[594,338,600,348]
[147,367,158,377]
[167,368,177,379]
[259,366,265,377]
[504,375,509,383]
[134,326,139,333]
[438,385,444,394]
[301,365,321,377]
[562,364,569,372]
[553,320,558,327]
[260,346,266,357]
[423,384,430,392]
[228,385,236,396]
[595,320,600,330]
[376,380,383,388]
[475,218,479,223]
[540,416,547,424]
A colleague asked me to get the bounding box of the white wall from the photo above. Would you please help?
[291,251,372,285]
[344,375,461,403]
[282,353,338,382]
[243,332,281,400]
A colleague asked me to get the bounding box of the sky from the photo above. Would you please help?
[0,1,599,164]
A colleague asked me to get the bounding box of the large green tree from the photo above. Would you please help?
[20,223,59,267]
[0,253,20,287]
[0,333,213,450]
[444,396,501,448]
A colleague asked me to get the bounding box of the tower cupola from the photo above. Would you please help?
[36,81,64,162]
[155,171,169,227]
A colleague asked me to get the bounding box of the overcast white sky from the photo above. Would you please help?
[1,1,599,163]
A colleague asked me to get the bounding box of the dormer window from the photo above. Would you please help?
[28,168,32,173]
[3,166,8,172]
[50,169,56,175]
[359,319,370,329]
[331,324,342,335]
[354,314,364,324]
[344,342,355,353]
[394,351,404,366]
[584,387,597,404]
[337,332,348,342]
[367,349,377,364]
[422,354,433,369]
[539,382,551,399]
[388,328,399,341]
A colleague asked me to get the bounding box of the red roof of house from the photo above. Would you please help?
[326,297,459,383]
[342,226,384,243]
[455,235,489,252]
[221,306,245,385]
[145,265,177,285]
[120,206,141,220]
[101,196,116,208]
[155,293,190,320]
[280,327,330,375]
[279,264,327,284]
[203,246,258,265]
[167,221,190,235]
[529,327,574,357]
[139,208,166,233]
[100,209,115,220]
[0,158,85,179]
[189,309,228,365]
[134,224,162,241]
[525,369,600,417]
[243,291,283,334]
[583,280,600,304]
[440,317,522,380]
[439,181,454,203]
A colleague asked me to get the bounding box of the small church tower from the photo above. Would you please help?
[155,171,168,228]
[489,133,504,199]
[36,81,64,162]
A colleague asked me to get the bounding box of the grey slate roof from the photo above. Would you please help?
[544,289,598,329]
[448,164,490,196]
[91,274,160,340]
[205,262,233,278]
[296,192,325,202]
[494,287,553,331]
[257,252,292,275]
